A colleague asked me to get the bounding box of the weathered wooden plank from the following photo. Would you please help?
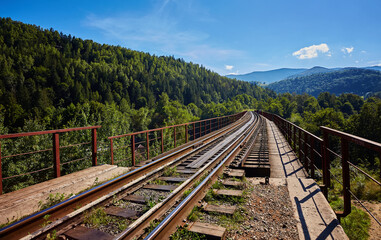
[189,221,226,240]
[157,177,187,182]
[143,184,177,191]
[213,189,243,197]
[105,206,139,219]
[203,204,237,215]
[221,180,244,188]
[225,169,245,178]
[176,169,197,174]
[64,226,113,240]
[123,194,147,204]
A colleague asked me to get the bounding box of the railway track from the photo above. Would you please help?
[0,111,264,240]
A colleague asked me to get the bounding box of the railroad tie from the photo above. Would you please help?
[213,189,243,197]
[188,221,226,240]
[143,184,177,191]
[63,225,113,240]
[221,179,245,188]
[105,206,140,219]
[176,169,197,174]
[224,169,245,178]
[203,203,237,215]
[123,194,148,204]
[157,176,187,183]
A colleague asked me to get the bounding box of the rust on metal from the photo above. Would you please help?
[53,133,60,178]
[92,128,97,166]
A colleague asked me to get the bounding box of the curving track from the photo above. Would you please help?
[0,111,264,240]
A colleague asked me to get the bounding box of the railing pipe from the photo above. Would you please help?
[161,129,164,153]
[110,139,114,165]
[91,128,97,166]
[53,133,60,178]
[146,132,150,160]
[131,135,135,166]
[0,142,2,194]
[340,138,351,217]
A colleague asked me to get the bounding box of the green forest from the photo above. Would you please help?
[268,68,381,97]
[0,18,380,239]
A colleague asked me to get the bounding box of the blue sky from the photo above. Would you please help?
[1,0,381,75]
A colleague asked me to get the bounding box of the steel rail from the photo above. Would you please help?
[114,112,257,240]
[144,113,262,239]
[0,112,249,240]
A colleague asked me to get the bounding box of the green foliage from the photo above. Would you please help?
[170,226,206,240]
[38,193,73,211]
[0,17,272,132]
[83,207,128,232]
[268,68,381,97]
[330,198,371,240]
[163,166,179,177]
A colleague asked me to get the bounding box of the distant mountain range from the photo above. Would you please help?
[267,68,381,97]
[226,66,381,84]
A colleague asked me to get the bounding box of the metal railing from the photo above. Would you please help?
[258,111,381,222]
[0,126,101,194]
[108,112,245,166]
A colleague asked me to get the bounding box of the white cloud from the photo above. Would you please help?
[225,65,234,70]
[292,43,330,59]
[342,47,354,54]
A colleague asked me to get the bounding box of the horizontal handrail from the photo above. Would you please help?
[0,126,100,194]
[0,126,101,139]
[258,110,381,222]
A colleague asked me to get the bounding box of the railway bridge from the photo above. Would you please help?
[0,111,379,239]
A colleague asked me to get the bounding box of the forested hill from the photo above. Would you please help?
[0,17,273,132]
[267,68,381,97]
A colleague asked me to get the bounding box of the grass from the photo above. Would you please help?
[83,207,128,233]
[145,220,160,234]
[329,197,371,240]
[38,193,73,211]
[148,179,168,185]
[170,226,206,240]
[188,206,203,222]
[163,166,179,177]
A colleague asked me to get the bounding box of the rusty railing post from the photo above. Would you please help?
[304,132,308,172]
[218,117,220,129]
[193,123,196,140]
[91,128,97,166]
[322,129,330,192]
[209,120,212,133]
[185,125,188,143]
[146,132,150,160]
[298,128,302,161]
[0,142,2,194]
[131,135,135,166]
[341,138,351,217]
[110,139,114,165]
[293,125,296,150]
[311,137,315,178]
[174,127,176,147]
[161,129,164,153]
[53,133,60,178]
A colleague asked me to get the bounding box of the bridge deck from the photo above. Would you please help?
[266,118,348,240]
[0,164,129,225]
